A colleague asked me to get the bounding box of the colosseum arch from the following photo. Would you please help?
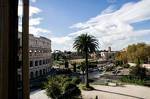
[35,71,38,77]
[18,74,21,82]
[30,72,34,79]
[40,70,42,76]
[43,69,46,75]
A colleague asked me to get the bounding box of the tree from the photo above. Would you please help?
[79,62,86,75]
[45,75,81,99]
[115,51,127,64]
[115,43,150,64]
[73,33,99,87]
[130,64,146,79]
[53,50,70,68]
[127,43,150,63]
[72,62,77,72]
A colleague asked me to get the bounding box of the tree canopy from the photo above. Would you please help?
[116,43,150,64]
[73,33,99,88]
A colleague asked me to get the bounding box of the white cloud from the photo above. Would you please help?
[51,36,73,51]
[51,36,72,45]
[68,0,150,50]
[101,5,116,14]
[18,0,150,51]
[18,25,51,36]
[18,5,41,17]
[29,18,43,26]
[18,0,51,37]
[30,0,37,3]
[29,26,51,36]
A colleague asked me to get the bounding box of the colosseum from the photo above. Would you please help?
[18,32,52,81]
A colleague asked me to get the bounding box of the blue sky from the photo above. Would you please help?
[20,0,150,51]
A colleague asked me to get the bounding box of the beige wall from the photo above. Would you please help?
[18,32,52,80]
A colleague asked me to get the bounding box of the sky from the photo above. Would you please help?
[18,0,150,51]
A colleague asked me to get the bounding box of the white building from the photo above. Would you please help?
[18,32,52,81]
[100,47,117,61]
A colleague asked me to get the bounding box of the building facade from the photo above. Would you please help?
[18,32,52,81]
[100,47,117,61]
[90,47,118,61]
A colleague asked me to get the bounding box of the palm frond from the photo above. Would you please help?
[73,33,99,54]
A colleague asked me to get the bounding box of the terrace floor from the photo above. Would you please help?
[30,84,150,99]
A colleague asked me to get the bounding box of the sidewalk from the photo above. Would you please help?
[30,84,150,99]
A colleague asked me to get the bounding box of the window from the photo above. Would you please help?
[35,40,37,44]
[40,70,42,76]
[30,72,34,79]
[35,71,38,77]
[39,60,42,65]
[18,61,22,69]
[30,61,33,67]
[43,60,45,64]
[43,69,45,75]
[18,75,21,82]
[35,61,38,66]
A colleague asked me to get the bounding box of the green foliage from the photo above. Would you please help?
[73,33,99,53]
[45,81,62,99]
[78,62,86,74]
[72,63,77,72]
[81,85,94,91]
[65,61,69,68]
[120,76,145,85]
[122,64,130,68]
[88,61,97,68]
[62,83,81,99]
[115,60,123,66]
[72,77,81,85]
[55,69,72,74]
[115,51,127,64]
[130,65,146,79]
[73,33,99,87]
[116,43,150,63]
[45,75,81,99]
[53,60,64,66]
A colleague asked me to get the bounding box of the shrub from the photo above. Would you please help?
[115,60,123,66]
[122,64,130,68]
[45,81,62,99]
[144,81,150,87]
[130,65,146,79]
[72,77,81,85]
[120,76,145,85]
[81,85,94,91]
[56,69,72,74]
[45,75,81,99]
[62,83,81,99]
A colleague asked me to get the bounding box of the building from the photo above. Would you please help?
[18,32,52,81]
[70,52,83,59]
[90,47,117,61]
[100,47,117,61]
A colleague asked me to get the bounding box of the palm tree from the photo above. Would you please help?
[73,33,99,87]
